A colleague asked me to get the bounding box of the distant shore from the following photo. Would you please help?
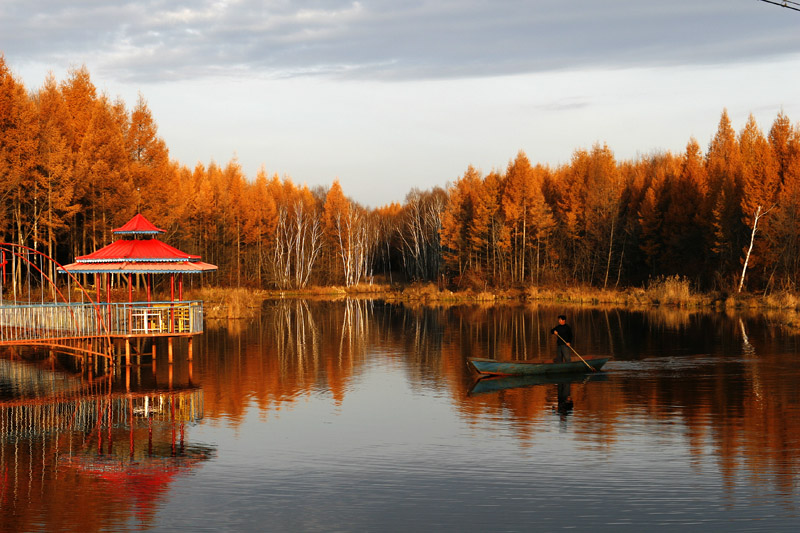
[189,279,800,330]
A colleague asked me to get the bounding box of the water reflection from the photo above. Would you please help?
[0,351,211,532]
[195,301,800,504]
[5,301,800,530]
[468,372,609,395]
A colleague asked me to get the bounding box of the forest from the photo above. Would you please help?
[2,56,800,295]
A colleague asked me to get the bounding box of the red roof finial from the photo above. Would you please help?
[113,214,165,235]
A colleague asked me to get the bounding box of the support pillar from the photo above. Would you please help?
[187,337,193,361]
[168,337,173,364]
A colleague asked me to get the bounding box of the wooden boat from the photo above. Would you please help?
[467,357,609,376]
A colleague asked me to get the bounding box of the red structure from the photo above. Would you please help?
[59,214,217,364]
[62,214,216,304]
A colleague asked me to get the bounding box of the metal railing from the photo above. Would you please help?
[0,301,204,342]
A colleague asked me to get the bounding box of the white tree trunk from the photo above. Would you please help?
[738,205,762,293]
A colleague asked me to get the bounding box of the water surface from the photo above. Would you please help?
[2,301,800,531]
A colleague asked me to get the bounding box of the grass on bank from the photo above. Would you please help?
[187,275,800,321]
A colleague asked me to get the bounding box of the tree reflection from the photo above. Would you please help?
[194,300,800,497]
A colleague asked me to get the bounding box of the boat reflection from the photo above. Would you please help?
[469,370,608,396]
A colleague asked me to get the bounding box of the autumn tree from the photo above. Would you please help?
[33,74,80,274]
[737,114,778,291]
[500,152,554,284]
[241,168,278,286]
[0,56,39,254]
[323,179,374,287]
[706,109,744,287]
[440,165,480,279]
[766,113,800,288]
[665,139,708,281]
[470,170,504,282]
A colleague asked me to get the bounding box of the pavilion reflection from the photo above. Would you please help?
[0,354,213,532]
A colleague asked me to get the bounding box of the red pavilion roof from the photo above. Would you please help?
[76,239,200,263]
[62,260,217,274]
[60,214,217,275]
[112,213,165,235]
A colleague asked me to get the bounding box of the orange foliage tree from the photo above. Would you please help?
[7,58,800,294]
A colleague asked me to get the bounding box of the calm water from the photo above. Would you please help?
[3,300,800,532]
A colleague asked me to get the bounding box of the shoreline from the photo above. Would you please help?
[189,282,800,329]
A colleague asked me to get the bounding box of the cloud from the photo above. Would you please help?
[2,0,799,83]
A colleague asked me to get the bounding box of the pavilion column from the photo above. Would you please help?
[106,273,111,330]
[170,274,175,333]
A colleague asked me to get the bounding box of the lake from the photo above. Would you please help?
[3,300,800,532]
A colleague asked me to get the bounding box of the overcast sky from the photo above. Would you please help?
[2,1,800,206]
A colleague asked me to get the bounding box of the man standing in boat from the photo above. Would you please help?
[551,315,573,363]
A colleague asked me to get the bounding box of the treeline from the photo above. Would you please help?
[441,110,800,293]
[2,56,800,293]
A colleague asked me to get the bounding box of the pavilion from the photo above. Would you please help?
[59,214,217,362]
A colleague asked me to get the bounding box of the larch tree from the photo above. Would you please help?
[767,113,800,287]
[74,96,135,251]
[34,73,80,276]
[323,179,357,286]
[440,165,479,279]
[0,57,39,245]
[500,151,554,284]
[126,94,171,221]
[637,181,664,273]
[220,159,247,286]
[470,170,503,282]
[706,109,744,285]
[737,114,778,292]
[242,168,277,286]
[666,139,708,281]
[0,57,40,293]
[579,144,624,288]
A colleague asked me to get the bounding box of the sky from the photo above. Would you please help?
[2,0,800,207]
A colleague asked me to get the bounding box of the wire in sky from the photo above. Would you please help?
[759,0,800,12]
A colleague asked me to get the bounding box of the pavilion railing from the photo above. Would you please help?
[0,301,204,342]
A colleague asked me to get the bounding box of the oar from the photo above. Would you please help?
[555,332,596,372]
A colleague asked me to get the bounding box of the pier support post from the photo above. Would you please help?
[125,339,131,366]
[188,337,193,361]
[168,337,173,364]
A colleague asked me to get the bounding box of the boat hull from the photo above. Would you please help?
[467,357,609,376]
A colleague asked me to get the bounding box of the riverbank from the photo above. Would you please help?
[188,277,800,329]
